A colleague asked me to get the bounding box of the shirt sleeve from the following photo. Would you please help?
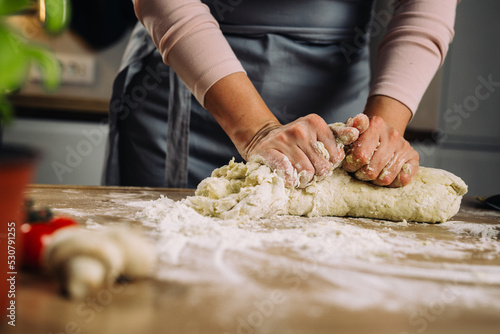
[133,0,246,107]
[369,0,458,116]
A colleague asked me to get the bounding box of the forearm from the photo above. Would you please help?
[369,0,458,115]
[204,72,280,155]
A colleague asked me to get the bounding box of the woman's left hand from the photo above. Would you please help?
[342,95,420,187]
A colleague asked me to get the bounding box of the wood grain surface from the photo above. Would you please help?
[2,185,499,334]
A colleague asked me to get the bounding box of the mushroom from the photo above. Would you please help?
[44,227,156,300]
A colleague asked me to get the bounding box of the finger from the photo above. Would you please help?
[313,130,346,170]
[345,114,369,134]
[262,133,318,187]
[342,129,380,172]
[296,168,315,188]
[299,141,332,178]
[389,146,419,187]
[330,125,359,146]
[253,150,298,187]
[354,135,397,181]
[296,114,338,176]
[389,159,419,187]
[371,150,407,186]
[287,146,317,187]
[370,138,419,186]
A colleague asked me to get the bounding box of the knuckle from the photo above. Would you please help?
[412,150,420,162]
[351,150,370,165]
[333,149,345,164]
[287,124,308,140]
[304,113,322,125]
[370,115,385,127]
[343,153,356,166]
[342,160,355,172]
[262,154,283,171]
[272,131,289,143]
[345,116,355,127]
[388,127,401,141]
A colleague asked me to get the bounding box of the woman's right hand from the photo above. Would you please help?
[242,114,341,187]
[242,114,369,188]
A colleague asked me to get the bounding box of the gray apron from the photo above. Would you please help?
[104,0,375,188]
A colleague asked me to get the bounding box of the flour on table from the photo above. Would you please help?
[185,159,468,223]
[137,196,500,312]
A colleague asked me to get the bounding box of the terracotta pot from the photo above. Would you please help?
[0,145,38,318]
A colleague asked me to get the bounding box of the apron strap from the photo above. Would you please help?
[164,70,191,188]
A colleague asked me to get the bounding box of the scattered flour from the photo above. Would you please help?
[137,195,500,312]
[444,221,500,241]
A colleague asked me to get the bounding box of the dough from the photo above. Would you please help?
[185,160,468,223]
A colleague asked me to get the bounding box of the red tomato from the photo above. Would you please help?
[20,223,54,268]
[21,216,79,268]
[49,216,79,230]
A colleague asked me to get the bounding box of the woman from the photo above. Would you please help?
[104,0,457,189]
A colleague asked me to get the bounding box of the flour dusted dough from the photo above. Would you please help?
[185,160,468,223]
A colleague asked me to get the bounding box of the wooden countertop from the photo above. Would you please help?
[3,185,500,334]
[10,94,109,114]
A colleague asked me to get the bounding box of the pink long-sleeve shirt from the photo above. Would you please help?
[134,0,457,115]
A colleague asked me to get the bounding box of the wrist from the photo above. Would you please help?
[204,72,281,154]
[363,95,412,135]
[241,122,282,160]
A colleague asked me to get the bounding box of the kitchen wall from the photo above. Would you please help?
[3,14,131,186]
[415,0,500,197]
[7,15,130,101]
[4,119,109,185]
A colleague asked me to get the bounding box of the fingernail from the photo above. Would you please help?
[345,154,356,165]
[297,170,311,188]
[402,163,411,174]
[313,141,329,160]
[355,169,371,181]
[332,160,342,169]
[378,168,390,181]
[393,174,403,187]
[336,138,344,150]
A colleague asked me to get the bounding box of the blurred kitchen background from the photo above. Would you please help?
[3,0,500,196]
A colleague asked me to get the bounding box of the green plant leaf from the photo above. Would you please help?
[0,95,13,126]
[25,45,61,91]
[41,0,71,35]
[0,0,31,16]
[0,25,30,93]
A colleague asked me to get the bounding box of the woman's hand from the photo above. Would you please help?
[342,95,419,187]
[242,114,344,187]
[242,114,369,188]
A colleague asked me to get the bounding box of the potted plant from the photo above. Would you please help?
[0,0,70,316]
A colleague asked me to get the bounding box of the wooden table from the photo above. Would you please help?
[2,185,500,334]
